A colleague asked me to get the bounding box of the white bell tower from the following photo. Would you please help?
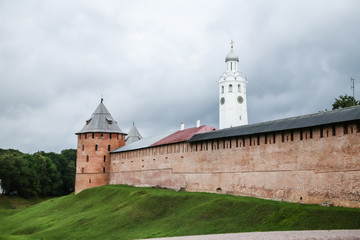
[218,40,248,129]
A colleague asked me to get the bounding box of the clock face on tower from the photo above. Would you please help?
[237,96,244,104]
[220,97,225,105]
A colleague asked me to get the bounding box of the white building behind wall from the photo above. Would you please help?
[218,40,248,129]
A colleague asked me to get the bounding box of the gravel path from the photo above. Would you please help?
[144,230,360,240]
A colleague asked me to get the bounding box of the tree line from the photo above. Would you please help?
[0,148,76,197]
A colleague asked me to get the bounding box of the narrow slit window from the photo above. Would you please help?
[92,133,95,139]
[344,123,348,134]
[320,126,324,138]
[229,84,233,92]
[108,145,111,151]
[104,155,106,162]
[86,155,89,162]
[238,84,241,92]
[95,145,98,151]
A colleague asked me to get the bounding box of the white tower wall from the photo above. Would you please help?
[219,42,248,129]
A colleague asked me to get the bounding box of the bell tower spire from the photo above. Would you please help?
[218,41,248,129]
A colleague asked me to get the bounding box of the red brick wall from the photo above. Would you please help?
[110,122,360,208]
[75,132,125,194]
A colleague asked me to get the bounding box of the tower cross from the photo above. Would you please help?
[230,39,234,48]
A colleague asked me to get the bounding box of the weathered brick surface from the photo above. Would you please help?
[109,123,360,208]
[75,132,125,194]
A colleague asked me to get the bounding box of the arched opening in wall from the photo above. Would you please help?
[95,145,98,151]
[108,145,111,151]
[238,84,241,92]
[81,167,84,173]
[216,188,222,193]
[332,125,336,136]
[104,155,106,162]
[101,133,103,139]
[92,133,95,139]
[89,179,91,183]
[86,155,89,162]
[221,85,224,94]
[103,167,106,173]
[230,62,232,70]
[229,84,233,92]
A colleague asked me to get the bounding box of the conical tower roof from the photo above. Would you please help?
[76,99,125,134]
[126,122,143,144]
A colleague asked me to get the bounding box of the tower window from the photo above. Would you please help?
[86,155,89,162]
[85,133,87,139]
[101,133,103,139]
[89,179,91,183]
[92,133,94,139]
[229,84,233,92]
[103,167,106,173]
[81,167,84,173]
[104,155,106,162]
[238,84,241,92]
[95,145,98,151]
[109,133,112,139]
[82,145,84,151]
[108,145,111,151]
[221,85,224,94]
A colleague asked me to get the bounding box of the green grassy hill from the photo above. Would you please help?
[1,185,360,240]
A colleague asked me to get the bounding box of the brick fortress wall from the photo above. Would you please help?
[110,122,360,208]
[75,132,125,194]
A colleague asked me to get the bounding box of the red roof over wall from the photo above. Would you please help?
[150,125,216,147]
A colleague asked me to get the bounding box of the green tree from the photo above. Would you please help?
[0,153,37,197]
[332,94,359,110]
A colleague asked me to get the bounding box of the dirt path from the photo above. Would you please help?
[144,230,360,240]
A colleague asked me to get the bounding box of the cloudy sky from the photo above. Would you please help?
[1,0,359,153]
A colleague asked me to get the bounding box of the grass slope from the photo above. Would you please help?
[1,185,360,240]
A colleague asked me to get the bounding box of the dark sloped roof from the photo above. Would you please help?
[189,106,360,142]
[111,131,176,153]
[76,101,125,134]
[150,125,216,147]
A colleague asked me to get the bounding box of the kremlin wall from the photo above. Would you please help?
[75,44,360,208]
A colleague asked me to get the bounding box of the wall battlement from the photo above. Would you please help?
[109,121,360,208]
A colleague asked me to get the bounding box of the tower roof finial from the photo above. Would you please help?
[230,39,234,49]
[101,95,103,103]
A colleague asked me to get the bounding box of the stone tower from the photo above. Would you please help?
[218,40,248,129]
[75,99,126,194]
